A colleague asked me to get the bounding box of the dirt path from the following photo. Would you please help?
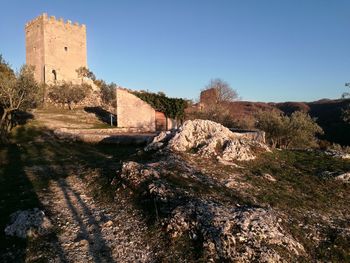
[39,175,154,263]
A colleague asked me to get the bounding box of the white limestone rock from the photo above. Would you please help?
[119,161,160,189]
[5,208,52,239]
[144,131,174,151]
[167,201,305,262]
[168,119,269,161]
[335,172,350,183]
[325,150,350,159]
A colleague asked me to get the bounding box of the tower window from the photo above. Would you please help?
[52,70,57,81]
[64,46,68,51]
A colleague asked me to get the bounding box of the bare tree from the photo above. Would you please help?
[203,78,238,103]
[0,56,41,142]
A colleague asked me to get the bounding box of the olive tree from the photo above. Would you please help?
[76,66,96,83]
[256,110,323,149]
[0,56,41,143]
[48,82,91,110]
[95,79,117,107]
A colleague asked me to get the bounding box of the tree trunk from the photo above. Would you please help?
[0,110,10,144]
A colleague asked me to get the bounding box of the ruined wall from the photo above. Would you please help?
[200,88,218,106]
[155,111,178,131]
[155,111,166,131]
[116,88,156,132]
[167,118,178,130]
[25,13,87,84]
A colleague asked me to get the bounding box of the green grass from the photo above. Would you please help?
[239,150,350,262]
[244,150,350,212]
[175,150,350,262]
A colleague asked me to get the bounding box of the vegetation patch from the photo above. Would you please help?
[132,90,187,119]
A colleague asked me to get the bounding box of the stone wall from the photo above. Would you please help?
[155,111,179,130]
[116,88,156,132]
[200,88,217,106]
[25,13,87,84]
[167,118,179,130]
[155,111,166,131]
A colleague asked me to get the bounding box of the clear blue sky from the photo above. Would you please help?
[0,0,349,102]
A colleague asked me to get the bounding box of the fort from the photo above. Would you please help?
[25,13,87,84]
[25,14,181,132]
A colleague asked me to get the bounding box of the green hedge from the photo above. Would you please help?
[132,91,187,119]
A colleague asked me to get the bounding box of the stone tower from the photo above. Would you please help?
[25,13,87,84]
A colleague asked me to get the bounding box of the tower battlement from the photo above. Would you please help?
[25,13,86,30]
[25,13,87,84]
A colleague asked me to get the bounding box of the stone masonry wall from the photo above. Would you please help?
[25,15,45,83]
[116,88,156,132]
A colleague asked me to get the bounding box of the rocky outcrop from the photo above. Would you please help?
[5,208,52,239]
[116,160,305,262]
[119,161,160,189]
[147,120,270,161]
[167,201,305,262]
[325,150,350,159]
[144,130,175,151]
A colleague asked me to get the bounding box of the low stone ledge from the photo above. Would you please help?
[54,128,156,145]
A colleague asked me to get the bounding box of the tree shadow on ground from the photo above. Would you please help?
[0,143,41,262]
[84,106,117,126]
[56,178,114,262]
[1,124,138,262]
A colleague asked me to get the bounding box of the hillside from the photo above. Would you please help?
[307,99,350,145]
[1,119,349,262]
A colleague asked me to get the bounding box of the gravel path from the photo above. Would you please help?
[40,175,154,263]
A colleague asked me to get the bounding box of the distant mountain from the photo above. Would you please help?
[270,99,349,145]
[306,99,350,146]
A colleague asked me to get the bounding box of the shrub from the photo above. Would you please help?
[256,110,323,149]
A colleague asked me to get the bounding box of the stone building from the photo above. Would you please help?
[25,13,87,84]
